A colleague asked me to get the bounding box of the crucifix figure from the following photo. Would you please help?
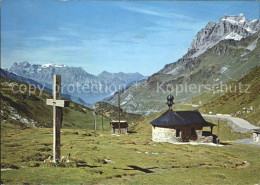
[46,75,69,163]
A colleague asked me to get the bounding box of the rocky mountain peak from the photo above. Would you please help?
[12,62,18,67]
[99,70,111,75]
[188,14,260,58]
[219,14,248,24]
[19,61,30,67]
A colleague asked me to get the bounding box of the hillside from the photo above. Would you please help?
[2,73,258,185]
[105,31,260,115]
[0,69,89,107]
[199,65,260,126]
[0,75,110,130]
[173,65,260,126]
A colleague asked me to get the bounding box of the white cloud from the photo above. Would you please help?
[30,36,62,42]
[118,3,190,20]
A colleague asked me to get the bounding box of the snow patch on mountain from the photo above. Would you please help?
[246,38,259,51]
[225,32,243,41]
[220,67,228,74]
[42,63,67,68]
[120,101,127,106]
[220,14,246,24]
[166,65,182,75]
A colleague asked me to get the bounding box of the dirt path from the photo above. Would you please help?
[233,138,260,147]
[202,114,259,133]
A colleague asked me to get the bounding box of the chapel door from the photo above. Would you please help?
[190,127,198,141]
[181,130,189,142]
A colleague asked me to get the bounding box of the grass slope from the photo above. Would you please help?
[0,75,111,130]
[174,65,260,126]
[200,66,260,126]
[1,122,260,184]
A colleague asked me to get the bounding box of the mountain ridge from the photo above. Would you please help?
[187,14,259,59]
[105,15,260,114]
[8,62,147,104]
[160,14,260,75]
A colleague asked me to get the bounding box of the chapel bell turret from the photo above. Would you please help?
[166,94,174,109]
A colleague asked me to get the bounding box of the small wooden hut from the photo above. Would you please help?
[110,120,128,134]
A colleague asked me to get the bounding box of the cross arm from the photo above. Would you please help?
[46,99,70,107]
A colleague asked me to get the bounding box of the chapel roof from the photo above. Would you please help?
[150,109,215,127]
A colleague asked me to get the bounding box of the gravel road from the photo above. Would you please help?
[202,114,259,133]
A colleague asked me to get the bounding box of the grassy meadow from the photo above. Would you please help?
[1,119,260,184]
[1,69,260,184]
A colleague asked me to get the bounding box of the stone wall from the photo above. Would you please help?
[152,126,180,142]
[152,125,213,143]
[197,135,213,143]
[196,130,213,143]
[253,133,260,143]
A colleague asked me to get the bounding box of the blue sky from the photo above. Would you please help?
[1,1,259,76]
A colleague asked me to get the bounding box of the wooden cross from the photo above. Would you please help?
[93,110,97,133]
[46,75,69,163]
[118,89,121,134]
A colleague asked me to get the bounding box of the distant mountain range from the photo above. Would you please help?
[0,70,142,128]
[0,69,89,107]
[7,62,147,104]
[4,14,260,116]
[104,14,260,115]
